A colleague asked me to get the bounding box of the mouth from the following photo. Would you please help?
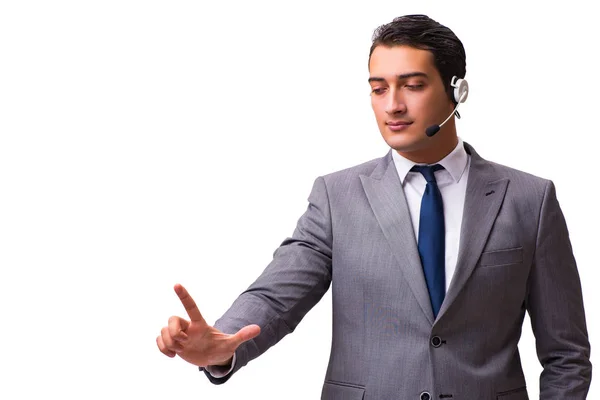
[386,121,413,132]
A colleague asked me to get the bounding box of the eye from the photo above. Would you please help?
[371,87,387,95]
[405,84,424,90]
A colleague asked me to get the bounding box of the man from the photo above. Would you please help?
[157,14,591,399]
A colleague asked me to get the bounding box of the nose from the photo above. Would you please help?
[385,88,406,115]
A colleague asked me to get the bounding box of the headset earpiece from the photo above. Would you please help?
[451,76,469,104]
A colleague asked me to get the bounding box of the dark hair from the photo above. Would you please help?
[369,14,466,104]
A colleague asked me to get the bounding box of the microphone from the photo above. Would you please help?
[426,91,467,137]
[425,124,442,137]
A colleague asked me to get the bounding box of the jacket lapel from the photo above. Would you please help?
[360,152,435,325]
[360,142,510,325]
[435,142,509,321]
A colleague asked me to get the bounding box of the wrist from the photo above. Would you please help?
[212,355,233,367]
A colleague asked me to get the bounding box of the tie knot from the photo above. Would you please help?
[411,164,444,183]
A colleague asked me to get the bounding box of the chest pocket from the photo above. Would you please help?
[478,247,523,267]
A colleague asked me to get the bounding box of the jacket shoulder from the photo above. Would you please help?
[489,160,548,182]
[320,154,387,184]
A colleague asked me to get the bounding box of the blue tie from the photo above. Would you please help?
[411,164,445,318]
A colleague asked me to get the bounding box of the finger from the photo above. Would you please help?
[168,316,190,342]
[174,284,205,323]
[156,335,176,358]
[161,326,184,353]
[230,324,261,348]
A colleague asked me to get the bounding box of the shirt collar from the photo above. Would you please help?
[391,137,469,185]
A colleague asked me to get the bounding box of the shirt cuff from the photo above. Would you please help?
[204,353,237,378]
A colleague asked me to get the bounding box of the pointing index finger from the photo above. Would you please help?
[174,284,205,323]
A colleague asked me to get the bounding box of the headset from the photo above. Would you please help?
[425,76,469,137]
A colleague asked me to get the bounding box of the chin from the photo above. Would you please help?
[381,130,429,152]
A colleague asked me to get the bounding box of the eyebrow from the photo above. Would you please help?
[368,72,429,83]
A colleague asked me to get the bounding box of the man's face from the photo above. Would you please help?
[368,45,455,155]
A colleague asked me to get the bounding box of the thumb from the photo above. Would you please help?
[230,324,261,348]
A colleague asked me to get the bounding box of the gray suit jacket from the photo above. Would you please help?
[201,142,591,399]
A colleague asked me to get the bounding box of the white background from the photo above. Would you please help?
[0,1,597,399]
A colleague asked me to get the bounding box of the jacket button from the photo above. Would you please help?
[431,336,442,347]
[420,391,431,400]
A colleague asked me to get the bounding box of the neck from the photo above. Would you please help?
[397,132,459,164]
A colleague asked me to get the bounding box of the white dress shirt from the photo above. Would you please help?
[207,137,471,378]
[391,137,471,291]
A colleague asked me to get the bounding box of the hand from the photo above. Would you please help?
[156,283,261,368]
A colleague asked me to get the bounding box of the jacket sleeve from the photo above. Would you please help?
[200,176,333,384]
[526,180,592,398]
